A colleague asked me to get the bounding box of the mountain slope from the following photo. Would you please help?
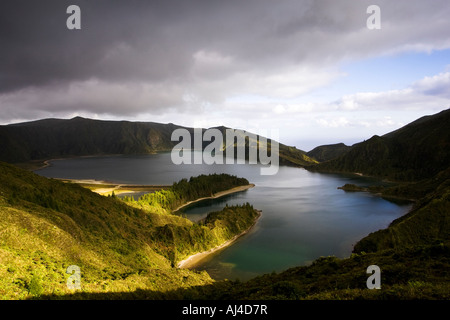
[306,143,352,162]
[0,117,180,163]
[310,109,450,181]
[353,167,450,253]
[190,167,450,300]
[0,161,259,299]
[0,117,316,167]
[36,167,450,300]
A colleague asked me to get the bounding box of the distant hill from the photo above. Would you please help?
[0,117,183,163]
[310,109,450,181]
[0,117,316,167]
[306,143,352,162]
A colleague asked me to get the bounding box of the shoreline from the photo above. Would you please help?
[54,178,170,196]
[177,209,262,269]
[172,183,255,213]
[55,179,254,199]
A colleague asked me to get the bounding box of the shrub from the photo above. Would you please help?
[29,275,44,297]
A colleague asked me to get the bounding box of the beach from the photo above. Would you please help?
[53,178,170,196]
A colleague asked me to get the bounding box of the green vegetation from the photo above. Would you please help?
[220,167,450,300]
[123,174,249,213]
[0,162,259,299]
[353,169,450,253]
[5,159,445,300]
[0,117,177,163]
[212,243,450,300]
[306,143,352,162]
[152,203,259,266]
[0,117,316,168]
[1,109,449,300]
[201,203,260,243]
[310,109,450,181]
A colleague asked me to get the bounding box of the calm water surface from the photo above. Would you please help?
[36,153,412,280]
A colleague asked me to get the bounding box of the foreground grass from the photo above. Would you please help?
[34,243,450,300]
[1,160,449,300]
[0,162,258,299]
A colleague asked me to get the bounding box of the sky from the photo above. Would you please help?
[1,0,449,151]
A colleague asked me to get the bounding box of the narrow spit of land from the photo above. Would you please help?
[59,178,258,270]
[56,178,170,196]
[172,184,255,213]
[177,209,262,269]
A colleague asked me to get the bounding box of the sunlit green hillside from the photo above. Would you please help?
[0,162,258,299]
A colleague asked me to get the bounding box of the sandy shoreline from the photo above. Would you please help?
[76,180,254,198]
[173,183,255,213]
[53,178,170,196]
[177,209,261,269]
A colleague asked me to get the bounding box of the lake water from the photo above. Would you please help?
[36,152,412,280]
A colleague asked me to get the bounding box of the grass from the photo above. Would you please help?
[1,156,449,300]
[0,162,260,299]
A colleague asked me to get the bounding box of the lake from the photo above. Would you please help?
[36,152,412,280]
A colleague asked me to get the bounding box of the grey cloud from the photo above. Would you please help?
[1,0,450,122]
[0,0,378,90]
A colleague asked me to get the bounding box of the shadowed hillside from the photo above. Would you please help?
[0,117,316,167]
[306,143,352,162]
[310,109,450,181]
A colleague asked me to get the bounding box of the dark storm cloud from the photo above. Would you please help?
[0,0,370,92]
[0,0,191,91]
[1,0,450,122]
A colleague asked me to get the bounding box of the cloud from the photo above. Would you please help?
[0,79,187,120]
[316,117,350,128]
[1,0,450,125]
[413,72,450,98]
[331,72,450,112]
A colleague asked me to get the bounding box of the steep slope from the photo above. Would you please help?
[353,167,450,253]
[0,162,259,299]
[0,117,180,163]
[207,110,449,300]
[310,109,450,181]
[0,161,206,298]
[212,125,317,167]
[0,117,316,167]
[193,168,450,300]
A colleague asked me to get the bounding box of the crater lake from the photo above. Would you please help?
[36,152,412,280]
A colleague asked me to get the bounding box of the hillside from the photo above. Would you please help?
[0,162,260,299]
[137,165,450,300]
[310,109,450,181]
[0,117,184,163]
[1,110,449,301]
[353,167,450,253]
[50,166,450,300]
[29,160,450,300]
[123,173,250,214]
[306,143,352,162]
[219,164,450,300]
[0,117,316,167]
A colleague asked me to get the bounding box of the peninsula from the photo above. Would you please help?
[177,209,261,269]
